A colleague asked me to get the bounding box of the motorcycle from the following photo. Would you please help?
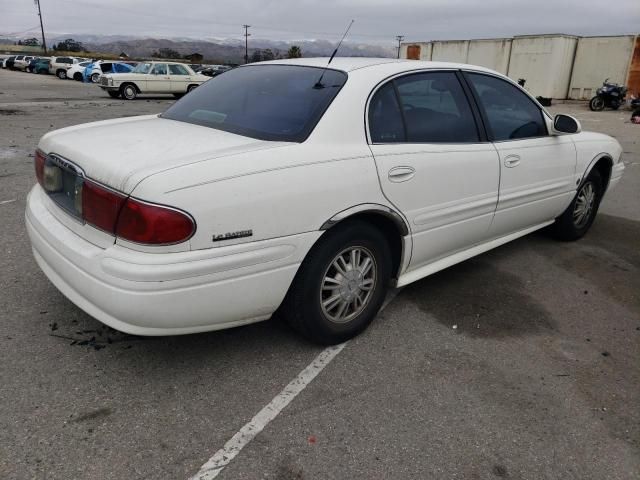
[589,79,627,111]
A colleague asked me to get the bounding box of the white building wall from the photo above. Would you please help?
[467,38,512,74]
[568,35,636,99]
[507,35,578,99]
[431,40,469,63]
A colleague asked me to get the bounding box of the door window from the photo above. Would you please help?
[369,72,479,144]
[151,64,167,75]
[169,64,189,75]
[466,73,547,141]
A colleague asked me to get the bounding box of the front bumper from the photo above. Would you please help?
[26,185,320,335]
[608,161,625,191]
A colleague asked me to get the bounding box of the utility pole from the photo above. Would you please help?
[395,35,404,59]
[34,0,47,53]
[243,24,251,64]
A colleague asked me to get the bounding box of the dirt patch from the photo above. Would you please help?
[402,259,555,338]
[0,108,26,115]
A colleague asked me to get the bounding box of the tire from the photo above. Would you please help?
[56,69,67,79]
[187,84,198,93]
[120,84,137,100]
[552,169,603,241]
[610,101,620,110]
[107,91,120,99]
[281,220,392,344]
[90,72,100,83]
[73,72,83,81]
[589,96,605,111]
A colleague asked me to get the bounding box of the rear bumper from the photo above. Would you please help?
[26,185,320,335]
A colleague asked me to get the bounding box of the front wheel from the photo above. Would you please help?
[552,169,603,241]
[589,96,605,111]
[56,69,67,79]
[90,72,100,83]
[120,84,137,100]
[281,220,392,344]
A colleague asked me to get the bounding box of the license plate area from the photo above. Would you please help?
[43,154,85,220]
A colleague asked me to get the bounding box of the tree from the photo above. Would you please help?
[56,38,83,52]
[287,46,302,58]
[262,49,275,61]
[250,49,263,63]
[24,37,40,46]
[152,48,182,59]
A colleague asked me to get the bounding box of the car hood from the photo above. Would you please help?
[38,115,289,194]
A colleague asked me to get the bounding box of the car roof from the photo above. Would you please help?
[259,57,499,75]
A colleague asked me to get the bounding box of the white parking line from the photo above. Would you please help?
[0,199,17,205]
[189,290,399,480]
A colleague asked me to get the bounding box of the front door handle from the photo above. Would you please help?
[504,155,521,168]
[388,166,415,183]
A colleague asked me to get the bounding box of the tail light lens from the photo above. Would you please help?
[116,199,195,245]
[35,150,195,245]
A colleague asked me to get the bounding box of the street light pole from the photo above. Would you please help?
[395,35,404,59]
[243,24,251,64]
[35,0,47,53]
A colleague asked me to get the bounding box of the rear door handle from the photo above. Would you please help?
[504,155,521,168]
[388,166,415,182]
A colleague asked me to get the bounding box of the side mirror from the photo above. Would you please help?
[553,114,581,135]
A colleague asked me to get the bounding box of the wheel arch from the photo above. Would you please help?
[583,153,613,191]
[121,82,141,94]
[319,204,410,281]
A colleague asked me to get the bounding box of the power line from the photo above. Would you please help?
[243,24,250,64]
[395,35,404,58]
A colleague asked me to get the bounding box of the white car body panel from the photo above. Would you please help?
[27,58,625,335]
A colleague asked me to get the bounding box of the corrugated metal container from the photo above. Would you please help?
[507,34,578,99]
[431,40,469,63]
[568,35,637,99]
[400,42,432,60]
[467,38,512,74]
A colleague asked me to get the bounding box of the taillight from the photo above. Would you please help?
[115,198,195,245]
[34,149,45,186]
[82,180,126,233]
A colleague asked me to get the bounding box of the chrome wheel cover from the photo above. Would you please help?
[573,181,596,228]
[320,246,377,324]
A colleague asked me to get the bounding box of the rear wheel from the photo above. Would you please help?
[73,72,83,81]
[187,84,198,93]
[121,84,137,100]
[173,93,184,98]
[589,96,605,111]
[90,72,100,83]
[281,220,391,344]
[552,169,603,241]
[56,69,67,79]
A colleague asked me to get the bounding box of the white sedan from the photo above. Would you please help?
[26,58,624,344]
[98,61,209,99]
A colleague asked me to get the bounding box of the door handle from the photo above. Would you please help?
[504,155,521,168]
[388,166,415,183]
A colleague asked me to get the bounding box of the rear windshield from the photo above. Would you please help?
[161,64,347,142]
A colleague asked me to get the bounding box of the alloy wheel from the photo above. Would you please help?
[320,246,377,324]
[573,181,596,228]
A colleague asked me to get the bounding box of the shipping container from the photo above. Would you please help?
[431,40,469,63]
[507,34,578,99]
[467,38,512,74]
[568,35,636,100]
[400,42,432,61]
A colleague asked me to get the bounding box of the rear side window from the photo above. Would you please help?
[368,72,479,144]
[466,73,547,141]
[169,64,189,75]
[151,64,167,75]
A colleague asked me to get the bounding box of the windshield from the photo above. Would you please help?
[132,62,152,74]
[161,64,347,142]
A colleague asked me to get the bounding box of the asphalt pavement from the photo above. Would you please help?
[0,68,638,480]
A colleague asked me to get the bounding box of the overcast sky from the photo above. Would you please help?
[3,0,639,45]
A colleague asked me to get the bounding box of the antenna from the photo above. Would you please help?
[314,19,354,89]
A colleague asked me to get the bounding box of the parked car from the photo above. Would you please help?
[66,61,92,81]
[49,56,80,79]
[26,58,625,344]
[98,61,209,99]
[32,58,50,74]
[199,65,232,77]
[26,57,49,73]
[14,55,36,71]
[84,61,134,83]
[2,56,16,69]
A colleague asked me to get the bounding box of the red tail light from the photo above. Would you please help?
[115,198,195,245]
[82,180,126,233]
[35,149,46,186]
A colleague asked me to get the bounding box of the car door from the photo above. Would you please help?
[168,64,192,93]
[147,63,171,93]
[463,72,577,237]
[368,71,500,272]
